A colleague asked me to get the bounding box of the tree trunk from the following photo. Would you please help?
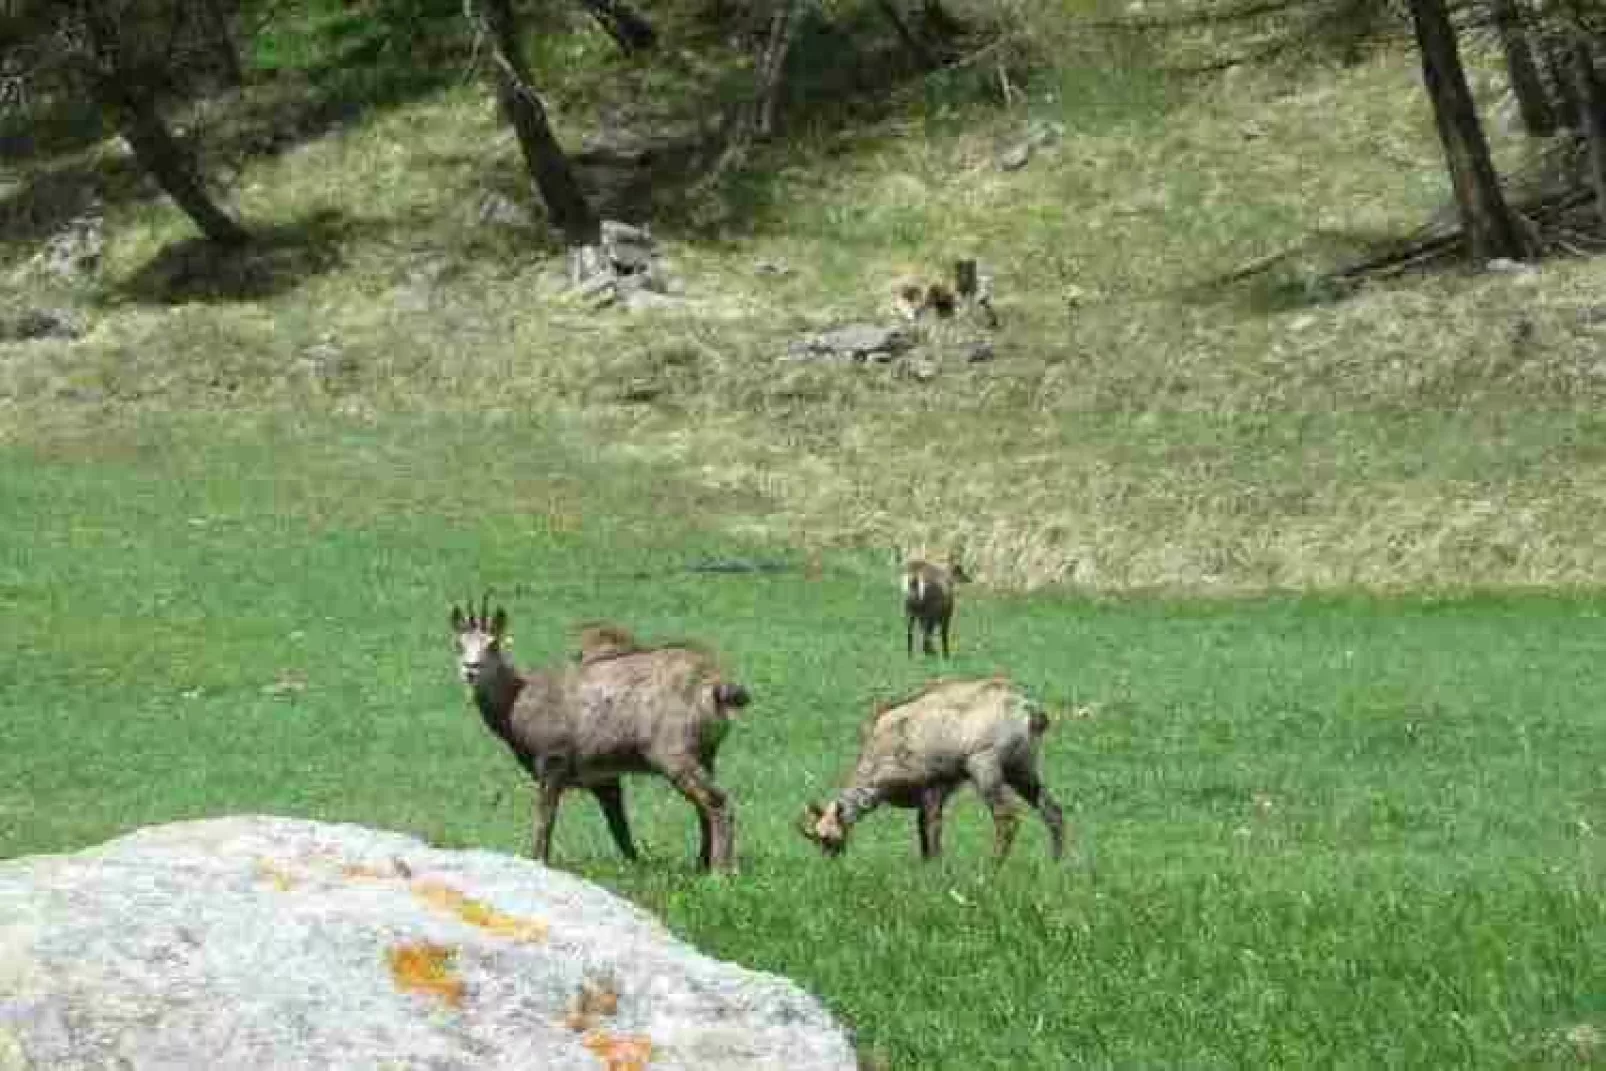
[98,79,250,245]
[473,0,598,246]
[754,0,801,138]
[196,0,245,87]
[1491,0,1555,135]
[1545,33,1583,128]
[1570,32,1606,227]
[575,0,656,54]
[1407,0,1526,261]
[872,0,936,69]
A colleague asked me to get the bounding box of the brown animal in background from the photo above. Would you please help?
[573,621,640,664]
[798,677,1066,862]
[450,598,751,873]
[902,557,970,658]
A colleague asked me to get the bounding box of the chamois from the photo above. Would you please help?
[450,598,751,873]
[798,677,1065,862]
[902,557,970,658]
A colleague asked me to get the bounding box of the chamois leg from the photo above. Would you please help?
[1006,763,1066,861]
[967,754,1020,862]
[916,783,955,859]
[921,619,938,657]
[694,756,718,870]
[906,613,916,658]
[532,777,567,863]
[939,611,952,658]
[590,780,639,861]
[666,762,736,873]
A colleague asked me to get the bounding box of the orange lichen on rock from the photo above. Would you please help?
[410,880,548,942]
[386,942,464,1008]
[563,975,621,1032]
[254,858,299,891]
[342,862,397,881]
[581,1030,653,1070]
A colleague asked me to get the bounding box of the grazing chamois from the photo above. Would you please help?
[902,557,970,658]
[798,677,1065,863]
[450,598,751,873]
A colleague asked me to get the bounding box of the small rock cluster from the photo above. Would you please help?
[0,306,84,342]
[779,259,1001,377]
[996,119,1066,173]
[568,220,685,313]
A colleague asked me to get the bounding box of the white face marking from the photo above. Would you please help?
[456,630,498,685]
[813,804,846,855]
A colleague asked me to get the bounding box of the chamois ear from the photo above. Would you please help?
[450,606,465,633]
[490,607,509,637]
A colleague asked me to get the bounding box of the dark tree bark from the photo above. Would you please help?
[917,0,964,42]
[1491,0,1556,135]
[195,0,245,87]
[96,78,251,244]
[1407,0,1526,260]
[575,0,656,54]
[754,0,801,139]
[73,1,249,244]
[472,0,599,246]
[872,0,936,68]
[1570,31,1606,227]
[1544,32,1583,128]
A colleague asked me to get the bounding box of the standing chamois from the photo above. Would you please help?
[450,598,751,873]
[902,557,970,658]
[798,677,1066,863]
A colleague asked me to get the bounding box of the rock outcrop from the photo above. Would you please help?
[0,816,857,1070]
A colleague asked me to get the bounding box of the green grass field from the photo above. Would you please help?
[3,414,1601,1067]
[4,0,1606,1064]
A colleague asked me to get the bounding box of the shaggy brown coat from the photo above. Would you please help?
[452,603,749,873]
[800,677,1064,862]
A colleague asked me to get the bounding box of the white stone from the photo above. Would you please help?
[0,816,856,1071]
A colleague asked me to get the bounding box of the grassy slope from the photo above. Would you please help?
[4,5,1606,591]
[1,1,1604,1066]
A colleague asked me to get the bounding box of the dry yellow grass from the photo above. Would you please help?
[3,16,1602,593]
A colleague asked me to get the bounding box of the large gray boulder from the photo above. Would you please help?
[0,816,857,1070]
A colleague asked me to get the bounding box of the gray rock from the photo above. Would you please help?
[476,192,528,229]
[963,340,996,363]
[1025,119,1066,148]
[36,212,104,283]
[600,219,650,245]
[600,220,656,276]
[3,308,84,342]
[1485,257,1537,276]
[785,324,914,363]
[997,143,1032,171]
[0,817,857,1071]
[620,289,686,312]
[567,244,608,286]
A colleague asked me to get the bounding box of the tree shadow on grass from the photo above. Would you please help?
[563,8,1183,243]
[0,41,464,262]
[115,207,351,304]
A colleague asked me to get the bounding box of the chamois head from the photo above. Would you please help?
[797,801,848,857]
[449,594,509,687]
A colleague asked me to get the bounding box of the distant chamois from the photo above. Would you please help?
[902,556,970,658]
